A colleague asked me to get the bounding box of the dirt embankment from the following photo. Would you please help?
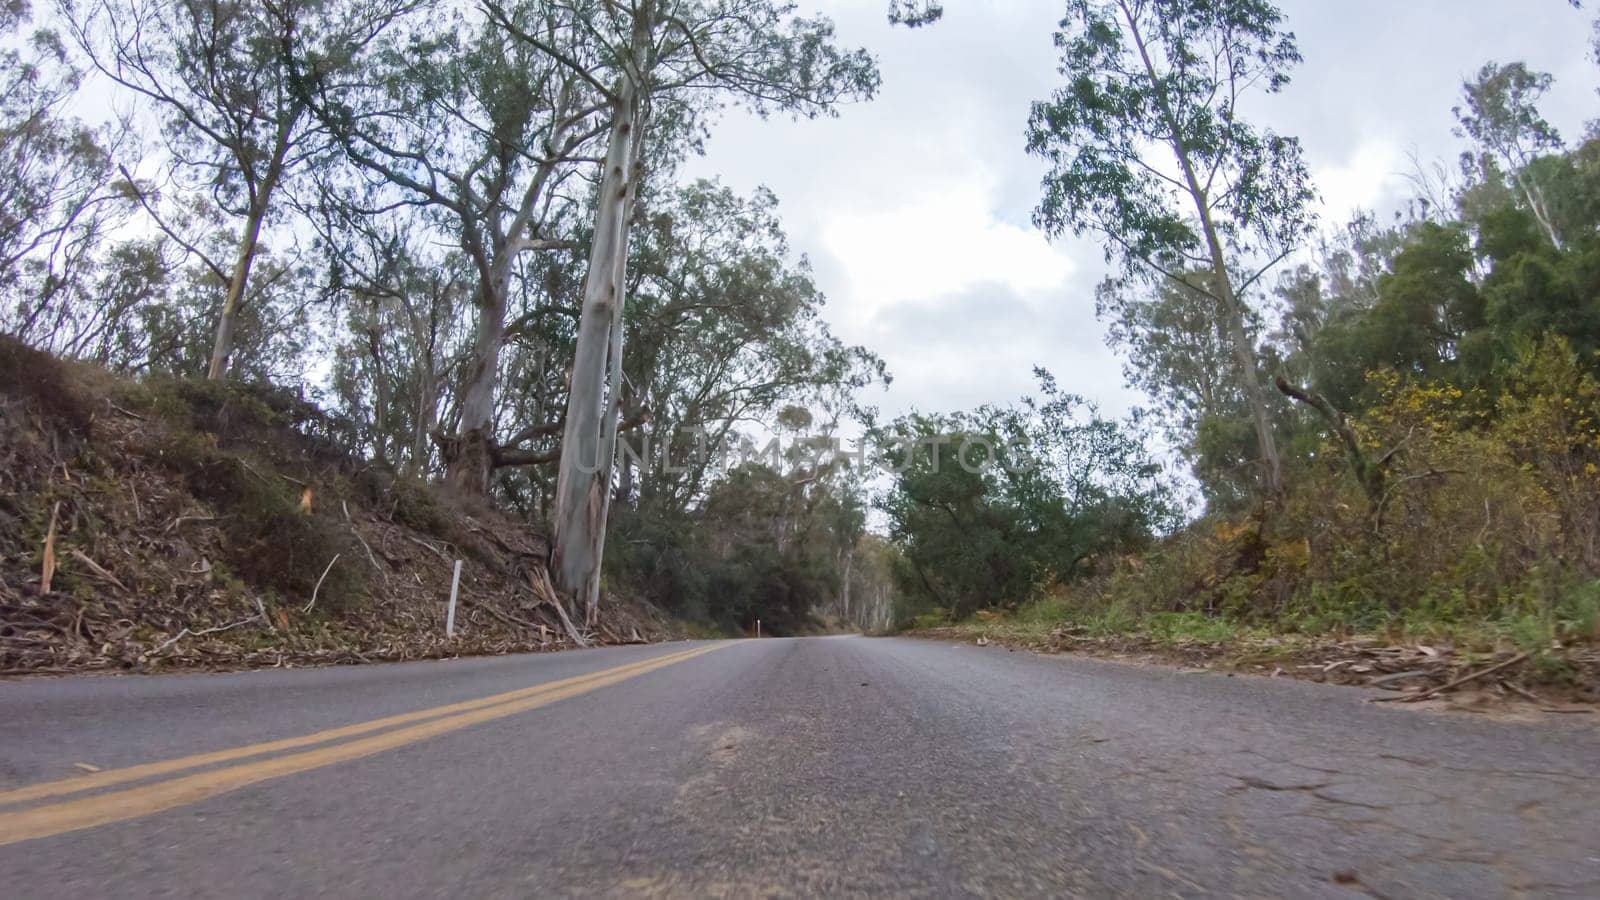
[0,338,673,675]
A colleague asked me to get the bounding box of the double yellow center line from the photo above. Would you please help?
[0,643,723,847]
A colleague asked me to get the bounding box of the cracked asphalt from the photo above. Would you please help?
[1,636,1596,898]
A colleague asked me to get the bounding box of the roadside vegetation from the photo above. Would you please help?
[2,0,1598,695]
[885,2,1600,700]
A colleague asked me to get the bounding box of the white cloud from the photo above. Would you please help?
[820,183,1074,323]
[682,0,1594,424]
[1312,137,1408,220]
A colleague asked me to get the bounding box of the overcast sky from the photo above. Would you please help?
[681,0,1596,423]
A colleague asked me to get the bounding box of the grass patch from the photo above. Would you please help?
[1144,611,1246,645]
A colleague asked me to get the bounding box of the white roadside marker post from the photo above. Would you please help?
[447,559,463,638]
[755,619,761,639]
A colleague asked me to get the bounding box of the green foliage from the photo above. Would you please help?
[615,181,886,512]
[1032,336,1600,648]
[608,458,866,635]
[887,1,942,27]
[880,371,1175,619]
[1144,611,1243,645]
[1027,0,1313,265]
[1027,0,1313,500]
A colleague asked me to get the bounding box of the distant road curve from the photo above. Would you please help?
[1,637,1596,897]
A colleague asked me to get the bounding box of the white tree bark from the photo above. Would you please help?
[441,93,582,493]
[205,105,298,380]
[581,160,640,623]
[446,279,508,493]
[204,199,269,380]
[552,80,640,609]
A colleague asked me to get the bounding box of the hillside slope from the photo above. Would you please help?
[0,338,669,674]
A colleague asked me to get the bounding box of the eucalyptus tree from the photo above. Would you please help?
[621,180,884,513]
[1026,0,1315,500]
[295,1,611,493]
[1455,62,1566,250]
[878,372,1174,618]
[62,0,408,379]
[315,193,474,476]
[490,0,879,616]
[886,0,941,25]
[0,0,128,350]
[1099,271,1259,506]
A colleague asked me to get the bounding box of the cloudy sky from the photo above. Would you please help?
[681,0,1596,422]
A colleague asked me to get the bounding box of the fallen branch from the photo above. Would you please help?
[1500,681,1544,704]
[342,500,387,583]
[466,597,544,633]
[164,514,227,534]
[1374,652,1532,703]
[304,553,342,613]
[1368,669,1429,688]
[108,402,147,421]
[255,595,276,633]
[68,550,128,591]
[528,567,587,648]
[402,534,453,565]
[146,615,261,657]
[235,458,272,484]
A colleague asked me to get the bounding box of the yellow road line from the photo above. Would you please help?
[0,644,714,810]
[0,644,724,847]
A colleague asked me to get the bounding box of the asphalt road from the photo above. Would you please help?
[1,637,1596,898]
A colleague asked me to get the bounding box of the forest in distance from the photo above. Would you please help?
[3,0,1600,659]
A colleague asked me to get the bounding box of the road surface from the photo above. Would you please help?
[0,637,1596,898]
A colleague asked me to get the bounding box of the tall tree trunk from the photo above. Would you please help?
[366,318,391,465]
[1515,174,1563,251]
[409,367,437,479]
[1185,202,1285,502]
[840,543,853,622]
[206,114,295,381]
[445,280,507,494]
[552,82,641,608]
[582,235,632,624]
[1211,254,1284,498]
[205,200,270,380]
[439,91,576,495]
[1124,7,1284,498]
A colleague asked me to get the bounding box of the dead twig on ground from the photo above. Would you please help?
[1501,681,1544,704]
[402,534,452,565]
[108,402,146,421]
[467,597,544,633]
[342,500,387,585]
[304,553,342,613]
[163,514,226,534]
[68,550,127,591]
[235,459,272,484]
[147,615,261,657]
[1374,652,1532,703]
